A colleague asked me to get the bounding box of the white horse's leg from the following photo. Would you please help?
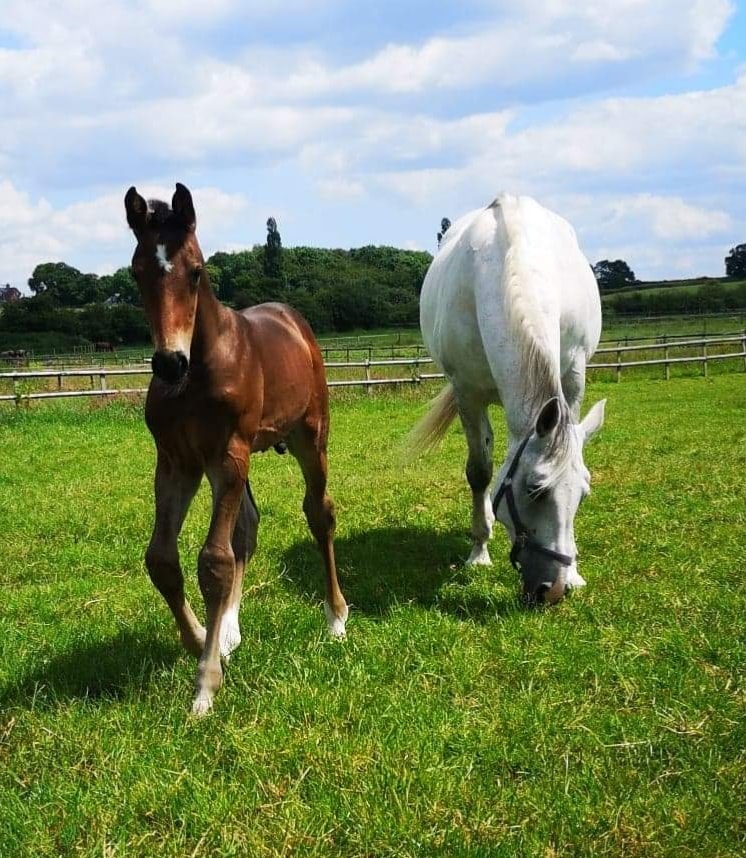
[561,353,587,589]
[458,397,495,566]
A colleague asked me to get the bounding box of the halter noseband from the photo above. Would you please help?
[491,434,575,572]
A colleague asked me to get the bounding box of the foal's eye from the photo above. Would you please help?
[527,484,547,502]
[190,265,203,286]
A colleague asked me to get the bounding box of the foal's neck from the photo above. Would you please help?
[190,276,230,364]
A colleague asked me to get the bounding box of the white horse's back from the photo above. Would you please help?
[421,193,601,414]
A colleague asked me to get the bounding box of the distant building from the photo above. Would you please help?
[0,285,21,303]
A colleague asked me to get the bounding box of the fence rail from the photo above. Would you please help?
[2,333,745,404]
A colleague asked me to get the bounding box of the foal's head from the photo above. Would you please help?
[493,397,606,605]
[124,183,205,385]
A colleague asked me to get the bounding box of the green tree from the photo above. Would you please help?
[264,217,283,280]
[437,217,451,248]
[725,244,746,278]
[592,259,636,291]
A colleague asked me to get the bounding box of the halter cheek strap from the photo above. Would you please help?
[492,435,575,571]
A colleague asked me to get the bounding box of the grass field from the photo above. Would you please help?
[1,376,746,856]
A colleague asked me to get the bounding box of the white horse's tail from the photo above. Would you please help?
[406,383,458,458]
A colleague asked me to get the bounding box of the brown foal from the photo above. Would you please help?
[125,183,347,716]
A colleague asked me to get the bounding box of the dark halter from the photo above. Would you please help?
[492,434,575,572]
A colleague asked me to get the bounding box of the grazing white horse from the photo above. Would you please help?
[412,193,606,604]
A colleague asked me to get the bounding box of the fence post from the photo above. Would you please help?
[703,341,708,378]
[13,376,18,409]
[616,349,622,383]
[664,346,670,381]
[58,373,63,391]
[364,358,371,395]
[99,372,107,395]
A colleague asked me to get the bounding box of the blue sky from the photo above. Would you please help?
[1,0,745,290]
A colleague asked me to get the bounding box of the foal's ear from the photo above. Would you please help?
[580,399,606,444]
[124,186,148,234]
[172,183,196,230]
[536,397,561,438]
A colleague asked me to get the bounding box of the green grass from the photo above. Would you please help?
[1,380,745,856]
[600,314,746,344]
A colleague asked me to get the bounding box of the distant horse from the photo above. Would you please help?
[94,341,115,353]
[125,183,347,715]
[411,193,606,605]
[1,349,26,365]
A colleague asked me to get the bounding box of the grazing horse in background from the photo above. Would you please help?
[125,183,347,715]
[411,193,606,605]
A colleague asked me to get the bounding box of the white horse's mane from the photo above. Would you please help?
[497,203,576,486]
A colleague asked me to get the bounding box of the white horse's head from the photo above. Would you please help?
[493,397,606,605]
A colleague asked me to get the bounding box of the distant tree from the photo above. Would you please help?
[27,262,102,305]
[99,267,139,305]
[437,217,451,248]
[264,216,283,279]
[725,243,746,278]
[592,259,636,291]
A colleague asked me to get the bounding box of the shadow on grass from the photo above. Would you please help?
[282,525,521,622]
[0,629,181,709]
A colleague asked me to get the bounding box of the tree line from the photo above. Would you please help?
[593,243,746,292]
[0,218,432,352]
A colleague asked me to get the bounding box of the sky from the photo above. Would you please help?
[0,0,745,291]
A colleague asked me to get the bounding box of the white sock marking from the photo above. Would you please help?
[324,601,348,638]
[219,607,242,660]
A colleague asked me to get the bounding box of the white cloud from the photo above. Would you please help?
[315,177,367,201]
[608,195,732,241]
[0,0,741,285]
[0,182,248,290]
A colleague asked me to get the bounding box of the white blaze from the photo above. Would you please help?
[156,244,173,273]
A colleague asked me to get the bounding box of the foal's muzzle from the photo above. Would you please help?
[152,349,189,385]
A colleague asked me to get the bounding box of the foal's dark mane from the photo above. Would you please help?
[146,199,183,231]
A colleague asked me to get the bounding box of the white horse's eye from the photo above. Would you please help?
[527,484,547,501]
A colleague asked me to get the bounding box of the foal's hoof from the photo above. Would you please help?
[324,601,348,639]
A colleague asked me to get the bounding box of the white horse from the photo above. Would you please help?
[412,193,606,604]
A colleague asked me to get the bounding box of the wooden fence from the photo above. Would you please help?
[2,333,745,404]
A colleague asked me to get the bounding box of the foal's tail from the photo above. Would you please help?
[405,383,458,459]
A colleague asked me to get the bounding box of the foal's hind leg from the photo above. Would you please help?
[146,456,205,657]
[458,397,495,566]
[288,428,348,638]
[219,483,259,660]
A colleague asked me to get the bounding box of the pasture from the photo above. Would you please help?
[1,376,745,856]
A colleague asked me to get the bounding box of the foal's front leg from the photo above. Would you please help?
[192,438,249,716]
[146,456,205,657]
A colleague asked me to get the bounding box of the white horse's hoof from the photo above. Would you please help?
[466,546,492,566]
[219,609,242,660]
[324,601,348,639]
[191,692,214,717]
[566,568,587,589]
